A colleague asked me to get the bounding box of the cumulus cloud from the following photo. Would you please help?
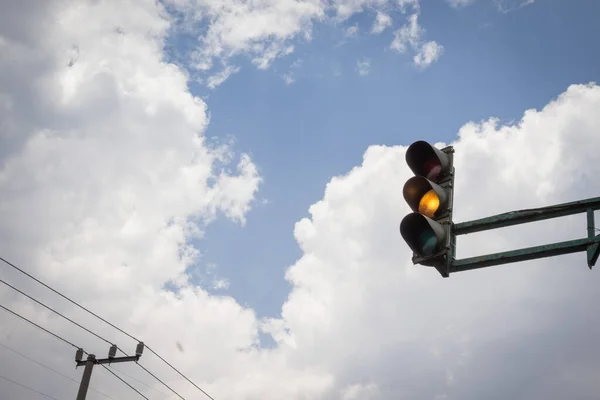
[0,1,261,396]
[391,13,422,53]
[166,0,433,85]
[167,0,323,73]
[2,1,600,400]
[414,40,445,67]
[391,12,444,68]
[371,12,393,34]
[275,82,600,399]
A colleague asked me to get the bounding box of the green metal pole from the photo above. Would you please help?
[448,196,600,274]
[454,197,600,235]
[588,209,600,268]
[451,236,600,273]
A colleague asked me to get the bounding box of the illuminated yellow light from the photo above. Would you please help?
[418,189,440,217]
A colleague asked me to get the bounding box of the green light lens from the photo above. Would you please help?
[418,230,438,256]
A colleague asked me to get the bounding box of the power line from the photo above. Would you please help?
[0,342,116,400]
[0,256,138,341]
[137,362,186,400]
[101,365,149,400]
[145,346,216,400]
[0,278,184,400]
[0,373,61,400]
[0,277,116,349]
[0,256,217,399]
[111,366,170,397]
[0,302,149,400]
[0,303,80,350]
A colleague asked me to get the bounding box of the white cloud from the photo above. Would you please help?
[3,1,600,400]
[447,0,535,12]
[371,12,393,34]
[207,64,241,89]
[391,13,423,53]
[414,40,445,67]
[168,0,325,72]
[341,383,381,399]
[0,0,261,395]
[276,82,600,399]
[283,72,296,85]
[345,25,359,38]
[446,0,477,8]
[11,77,600,400]
[167,0,428,86]
[213,278,231,290]
[357,58,371,76]
[391,12,444,68]
[282,58,302,85]
[495,0,536,13]
[253,44,295,70]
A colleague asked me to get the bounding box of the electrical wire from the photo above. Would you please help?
[0,256,217,399]
[145,346,216,400]
[137,362,186,400]
[110,366,170,397]
[0,256,139,341]
[1,277,187,400]
[145,347,217,400]
[100,365,149,400]
[0,342,116,400]
[0,303,80,350]
[0,277,116,349]
[0,373,62,400]
[0,301,152,400]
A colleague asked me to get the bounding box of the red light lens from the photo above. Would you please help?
[423,159,442,180]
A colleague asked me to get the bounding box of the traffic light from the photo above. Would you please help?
[399,141,455,277]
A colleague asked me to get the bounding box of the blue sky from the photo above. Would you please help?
[181,0,600,317]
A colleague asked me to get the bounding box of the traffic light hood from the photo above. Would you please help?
[400,213,448,257]
[403,176,449,218]
[405,141,451,181]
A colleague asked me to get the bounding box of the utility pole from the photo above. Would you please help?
[76,353,95,400]
[75,342,144,400]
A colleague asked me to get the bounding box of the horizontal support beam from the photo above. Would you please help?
[454,197,600,235]
[76,355,139,367]
[450,235,600,273]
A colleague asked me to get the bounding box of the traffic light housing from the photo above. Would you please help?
[400,141,455,277]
